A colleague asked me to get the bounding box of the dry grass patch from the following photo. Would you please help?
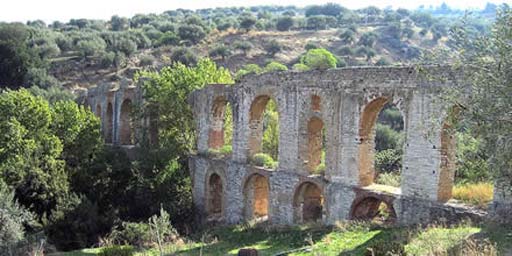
[452,182,493,208]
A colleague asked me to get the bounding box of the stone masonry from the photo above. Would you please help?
[188,65,511,225]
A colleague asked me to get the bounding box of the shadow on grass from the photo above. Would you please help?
[336,227,407,256]
[174,224,331,256]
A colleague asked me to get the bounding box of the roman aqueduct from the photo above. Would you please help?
[85,66,511,225]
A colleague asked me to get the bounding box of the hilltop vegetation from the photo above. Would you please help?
[0,3,498,90]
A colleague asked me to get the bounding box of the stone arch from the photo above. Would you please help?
[208,96,231,150]
[350,196,396,223]
[206,172,224,219]
[105,102,113,143]
[243,172,270,221]
[248,94,279,159]
[293,181,324,223]
[358,96,405,186]
[307,116,324,174]
[119,99,134,145]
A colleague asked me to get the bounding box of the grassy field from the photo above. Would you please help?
[49,221,512,256]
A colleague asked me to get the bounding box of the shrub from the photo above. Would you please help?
[209,44,231,60]
[239,13,257,31]
[301,48,337,70]
[339,29,355,44]
[0,181,34,254]
[292,63,310,71]
[304,42,319,51]
[376,172,401,187]
[170,47,198,66]
[375,149,402,173]
[233,41,253,55]
[452,183,493,208]
[220,145,232,155]
[157,31,179,46]
[337,46,354,56]
[139,54,155,67]
[264,40,282,57]
[108,222,152,248]
[251,153,277,169]
[177,24,206,44]
[375,57,391,66]
[101,51,116,68]
[235,64,263,80]
[264,61,288,72]
[98,246,135,256]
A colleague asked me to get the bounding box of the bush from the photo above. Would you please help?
[375,57,391,66]
[376,172,401,187]
[233,41,253,55]
[0,181,34,254]
[264,61,288,72]
[98,246,135,256]
[170,47,198,66]
[304,42,319,51]
[108,222,152,248]
[337,46,354,56]
[139,54,155,67]
[339,29,355,44]
[251,153,277,169]
[235,64,263,80]
[264,40,282,57]
[292,63,310,71]
[209,44,231,60]
[220,145,232,155]
[157,31,179,46]
[177,24,206,44]
[101,51,116,68]
[301,48,337,70]
[375,149,402,173]
[452,183,493,208]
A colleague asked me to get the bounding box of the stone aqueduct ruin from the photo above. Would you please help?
[85,66,511,225]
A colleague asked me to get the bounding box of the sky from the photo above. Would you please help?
[1,0,507,23]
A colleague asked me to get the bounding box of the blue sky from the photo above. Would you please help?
[1,0,506,23]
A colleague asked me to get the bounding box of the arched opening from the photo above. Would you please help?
[248,95,279,168]
[243,173,269,221]
[359,98,404,188]
[293,182,323,223]
[119,99,134,145]
[307,117,325,174]
[105,102,113,143]
[208,97,233,154]
[350,196,396,224]
[207,173,223,219]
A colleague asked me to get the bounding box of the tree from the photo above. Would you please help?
[77,37,106,59]
[239,13,257,31]
[276,16,294,31]
[0,89,69,220]
[110,15,129,31]
[446,7,512,187]
[339,29,355,44]
[301,48,337,70]
[358,32,378,47]
[177,24,206,44]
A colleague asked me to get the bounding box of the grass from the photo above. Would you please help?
[50,222,512,256]
[452,182,494,208]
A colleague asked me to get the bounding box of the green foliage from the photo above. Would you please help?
[292,63,310,71]
[262,100,279,160]
[358,32,378,47]
[304,42,318,51]
[375,57,391,66]
[276,16,294,31]
[263,39,282,57]
[0,89,68,220]
[339,29,356,44]
[376,171,401,187]
[28,85,75,104]
[157,31,179,46]
[264,61,288,72]
[301,48,337,70]
[109,222,152,248]
[235,64,263,80]
[99,246,135,256]
[239,13,257,31]
[170,47,198,66]
[375,124,403,152]
[337,46,354,56]
[77,36,106,59]
[0,180,34,255]
[139,54,155,67]
[233,40,253,55]
[375,149,402,174]
[455,132,490,183]
[100,51,116,68]
[209,44,231,60]
[178,24,206,44]
[251,153,277,169]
